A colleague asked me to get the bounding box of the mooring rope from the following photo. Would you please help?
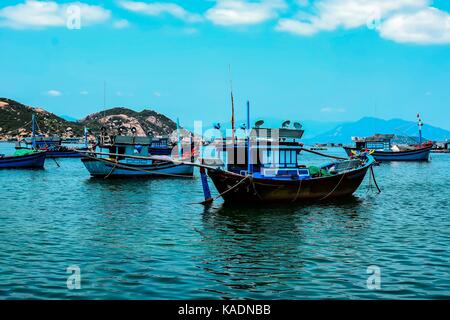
[196,174,250,204]
[52,158,60,168]
[370,166,382,194]
[317,160,356,201]
[250,176,264,201]
[291,178,303,203]
[300,148,348,160]
[104,160,118,179]
[82,153,193,178]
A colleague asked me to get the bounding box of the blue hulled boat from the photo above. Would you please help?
[198,102,376,204]
[343,134,432,162]
[15,115,89,158]
[81,133,194,178]
[343,115,432,162]
[0,150,46,169]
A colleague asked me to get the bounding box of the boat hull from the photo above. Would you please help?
[45,150,84,158]
[343,146,431,162]
[0,152,46,169]
[207,163,371,203]
[16,147,87,158]
[81,157,194,178]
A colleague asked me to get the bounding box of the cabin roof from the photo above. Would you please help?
[354,134,395,142]
[24,136,61,142]
[251,128,304,139]
[113,135,152,145]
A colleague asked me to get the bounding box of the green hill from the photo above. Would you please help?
[0,98,180,141]
[0,98,84,140]
[79,107,178,137]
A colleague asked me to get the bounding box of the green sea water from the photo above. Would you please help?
[0,142,449,299]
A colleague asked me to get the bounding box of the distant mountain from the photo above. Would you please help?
[0,98,183,141]
[307,117,450,144]
[0,98,84,140]
[78,107,180,138]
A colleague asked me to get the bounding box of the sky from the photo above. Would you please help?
[0,0,450,130]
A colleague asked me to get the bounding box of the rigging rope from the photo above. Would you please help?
[82,153,194,178]
[5,120,32,135]
[300,148,348,160]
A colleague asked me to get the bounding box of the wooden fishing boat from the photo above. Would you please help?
[198,102,376,204]
[432,141,450,153]
[343,134,432,162]
[206,156,374,203]
[15,115,89,158]
[0,150,46,169]
[343,115,432,162]
[81,132,194,178]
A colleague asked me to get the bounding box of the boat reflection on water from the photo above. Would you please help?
[197,196,371,299]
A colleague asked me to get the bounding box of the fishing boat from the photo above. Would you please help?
[343,115,432,162]
[15,115,89,158]
[0,149,46,169]
[432,141,450,154]
[198,102,376,204]
[343,135,432,161]
[310,144,328,151]
[80,127,195,178]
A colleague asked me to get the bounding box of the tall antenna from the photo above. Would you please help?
[103,81,106,114]
[417,113,423,144]
[229,65,235,143]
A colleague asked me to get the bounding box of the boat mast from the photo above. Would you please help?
[247,101,252,175]
[417,113,423,144]
[32,113,36,149]
[84,126,88,147]
[176,118,182,159]
[229,65,235,143]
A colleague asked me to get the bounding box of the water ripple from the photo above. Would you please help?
[0,143,449,299]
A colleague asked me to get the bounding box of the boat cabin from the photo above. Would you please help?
[16,135,62,149]
[352,134,395,151]
[97,135,152,161]
[213,127,310,179]
[149,137,172,155]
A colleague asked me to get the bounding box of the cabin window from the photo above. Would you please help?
[366,142,389,150]
[116,146,126,160]
[107,146,116,159]
[279,150,286,165]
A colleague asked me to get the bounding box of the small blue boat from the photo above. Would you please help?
[15,114,89,158]
[81,134,194,178]
[343,115,432,162]
[0,150,46,169]
[343,134,432,162]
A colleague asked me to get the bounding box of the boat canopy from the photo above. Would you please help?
[114,136,152,146]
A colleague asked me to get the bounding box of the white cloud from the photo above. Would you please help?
[206,0,286,26]
[321,107,346,113]
[0,0,111,29]
[113,18,130,29]
[118,1,202,23]
[276,0,428,36]
[379,7,450,44]
[45,90,62,97]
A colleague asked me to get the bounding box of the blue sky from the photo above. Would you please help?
[0,0,450,129]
